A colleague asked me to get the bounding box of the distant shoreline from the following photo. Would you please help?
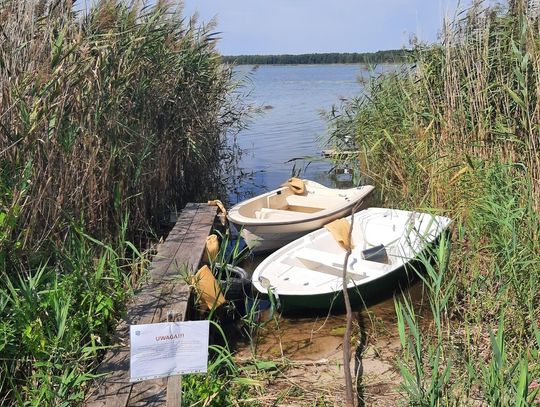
[221,50,410,65]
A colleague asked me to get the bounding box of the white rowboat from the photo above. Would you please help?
[251,208,451,311]
[228,180,374,253]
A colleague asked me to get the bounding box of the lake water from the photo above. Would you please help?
[229,64,395,203]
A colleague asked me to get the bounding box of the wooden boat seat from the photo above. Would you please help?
[285,194,343,209]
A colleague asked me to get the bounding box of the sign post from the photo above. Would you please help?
[130,320,210,398]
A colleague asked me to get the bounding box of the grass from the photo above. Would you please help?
[0,223,148,405]
[182,321,263,406]
[327,0,540,404]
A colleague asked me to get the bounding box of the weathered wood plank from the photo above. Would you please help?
[86,203,216,407]
[128,205,216,406]
[166,376,181,407]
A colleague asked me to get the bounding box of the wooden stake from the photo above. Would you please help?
[342,202,362,407]
[166,375,181,407]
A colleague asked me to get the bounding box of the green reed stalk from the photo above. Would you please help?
[327,0,540,404]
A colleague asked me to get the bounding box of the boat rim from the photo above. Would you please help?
[228,184,374,227]
[251,208,452,296]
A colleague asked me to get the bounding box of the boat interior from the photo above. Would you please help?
[238,187,353,220]
[260,211,430,293]
[262,242,395,294]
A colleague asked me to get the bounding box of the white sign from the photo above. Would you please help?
[130,320,209,382]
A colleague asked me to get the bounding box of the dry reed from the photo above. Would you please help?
[0,0,243,252]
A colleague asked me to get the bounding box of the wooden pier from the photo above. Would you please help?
[86,203,217,407]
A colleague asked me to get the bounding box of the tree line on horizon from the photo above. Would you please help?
[222,49,410,65]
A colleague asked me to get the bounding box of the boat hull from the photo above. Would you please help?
[228,181,375,254]
[236,200,370,253]
[250,208,452,313]
[272,258,422,314]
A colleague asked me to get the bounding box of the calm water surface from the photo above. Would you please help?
[229,64,395,203]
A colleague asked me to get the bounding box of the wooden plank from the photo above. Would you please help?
[128,205,216,406]
[87,203,213,406]
[86,203,217,407]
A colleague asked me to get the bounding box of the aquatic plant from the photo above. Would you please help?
[0,0,243,250]
[0,0,245,404]
[327,0,540,404]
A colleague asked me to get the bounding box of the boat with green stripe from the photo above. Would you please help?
[252,208,451,312]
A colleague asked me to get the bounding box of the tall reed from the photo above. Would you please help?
[0,0,245,404]
[0,0,243,251]
[328,0,540,404]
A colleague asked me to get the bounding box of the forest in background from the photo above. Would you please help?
[222,49,409,65]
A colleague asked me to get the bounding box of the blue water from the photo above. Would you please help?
[229,64,395,203]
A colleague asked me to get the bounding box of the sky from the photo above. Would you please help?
[182,0,472,55]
